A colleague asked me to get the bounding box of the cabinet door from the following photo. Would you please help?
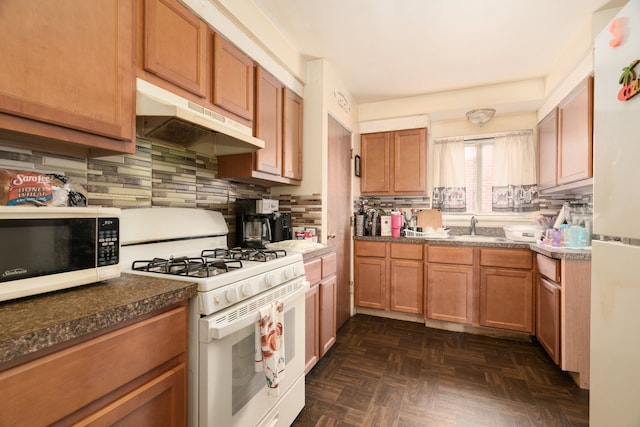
[537,276,561,364]
[255,67,283,176]
[426,264,473,324]
[319,276,337,356]
[538,108,558,190]
[304,285,320,373]
[143,0,208,97]
[393,128,426,193]
[354,257,386,309]
[558,76,593,185]
[74,363,186,426]
[212,33,254,121]
[480,268,533,333]
[0,0,135,152]
[282,87,303,180]
[390,259,423,315]
[361,132,391,194]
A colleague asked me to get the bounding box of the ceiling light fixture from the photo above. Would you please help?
[466,108,496,127]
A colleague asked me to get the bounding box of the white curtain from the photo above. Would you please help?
[432,137,466,212]
[492,131,539,212]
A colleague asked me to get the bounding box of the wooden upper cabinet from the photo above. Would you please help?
[537,108,559,190]
[361,132,391,193]
[361,128,426,195]
[255,67,283,176]
[0,0,135,155]
[283,87,303,181]
[394,128,427,193]
[217,77,303,186]
[141,0,208,98]
[558,75,593,185]
[213,33,254,122]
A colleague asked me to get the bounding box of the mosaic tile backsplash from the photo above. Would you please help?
[0,138,321,246]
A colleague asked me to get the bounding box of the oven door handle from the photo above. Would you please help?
[200,280,309,341]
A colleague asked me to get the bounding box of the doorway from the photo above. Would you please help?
[327,115,352,329]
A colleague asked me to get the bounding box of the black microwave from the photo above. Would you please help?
[0,206,120,301]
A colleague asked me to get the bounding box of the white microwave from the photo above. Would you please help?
[0,206,121,302]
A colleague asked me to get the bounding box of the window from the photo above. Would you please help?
[464,140,494,213]
[433,131,537,214]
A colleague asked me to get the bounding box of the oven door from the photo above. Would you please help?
[198,279,308,427]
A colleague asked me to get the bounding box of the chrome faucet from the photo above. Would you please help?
[470,216,478,236]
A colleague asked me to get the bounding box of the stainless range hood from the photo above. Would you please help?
[136,79,264,156]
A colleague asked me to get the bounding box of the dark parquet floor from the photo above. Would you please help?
[292,315,589,427]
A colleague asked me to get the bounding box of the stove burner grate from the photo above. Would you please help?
[201,247,287,262]
[131,255,243,278]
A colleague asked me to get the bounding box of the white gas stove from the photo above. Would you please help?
[120,207,308,427]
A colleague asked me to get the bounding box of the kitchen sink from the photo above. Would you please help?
[450,235,509,243]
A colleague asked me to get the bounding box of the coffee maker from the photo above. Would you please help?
[236,199,292,248]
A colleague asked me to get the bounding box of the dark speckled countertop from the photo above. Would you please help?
[301,245,336,262]
[529,243,591,261]
[0,273,197,367]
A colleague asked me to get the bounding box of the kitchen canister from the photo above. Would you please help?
[380,215,392,236]
[355,214,365,236]
[391,212,403,238]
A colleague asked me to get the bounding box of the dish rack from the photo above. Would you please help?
[404,228,450,239]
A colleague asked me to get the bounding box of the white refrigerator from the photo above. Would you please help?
[591,0,640,425]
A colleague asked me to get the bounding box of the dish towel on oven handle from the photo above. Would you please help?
[254,300,285,396]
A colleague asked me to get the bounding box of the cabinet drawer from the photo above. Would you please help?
[390,243,423,260]
[481,248,532,269]
[321,252,337,278]
[354,241,386,257]
[536,253,560,282]
[304,259,322,284]
[427,246,473,265]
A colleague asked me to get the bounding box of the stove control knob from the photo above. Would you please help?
[226,288,238,304]
[284,267,295,280]
[241,281,254,297]
[214,296,221,305]
[265,273,277,288]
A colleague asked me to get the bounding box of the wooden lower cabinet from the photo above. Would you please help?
[354,257,386,309]
[480,268,534,333]
[304,283,320,373]
[389,243,424,315]
[479,248,534,333]
[535,253,591,389]
[304,252,337,373]
[426,246,474,324]
[536,275,561,364]
[390,259,423,314]
[0,305,188,427]
[426,263,474,324]
[354,241,424,315]
[319,275,337,355]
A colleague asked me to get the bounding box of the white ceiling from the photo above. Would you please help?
[252,0,625,105]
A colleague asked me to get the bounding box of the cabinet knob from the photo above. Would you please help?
[327,233,336,239]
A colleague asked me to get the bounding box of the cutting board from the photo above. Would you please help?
[417,209,442,229]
